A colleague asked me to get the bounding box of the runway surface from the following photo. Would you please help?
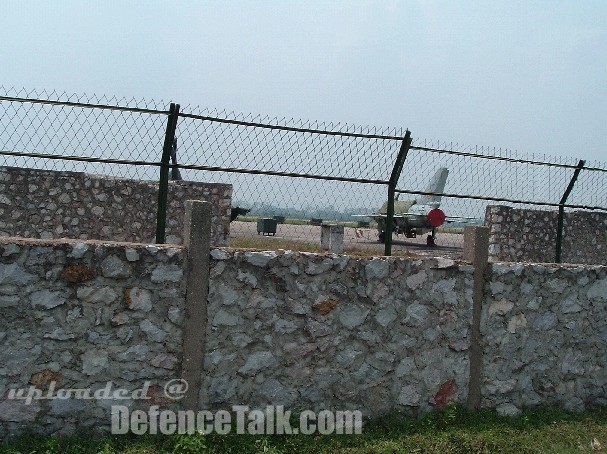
[229,221,464,259]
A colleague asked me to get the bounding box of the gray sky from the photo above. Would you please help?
[1,0,605,163]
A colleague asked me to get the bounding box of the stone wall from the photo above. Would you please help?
[204,251,473,416]
[1,228,607,437]
[0,166,232,245]
[481,261,607,414]
[485,205,607,265]
[0,237,186,437]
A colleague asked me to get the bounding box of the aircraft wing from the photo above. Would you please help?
[351,214,407,219]
[444,216,482,224]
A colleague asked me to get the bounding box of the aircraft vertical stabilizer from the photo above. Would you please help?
[417,167,449,204]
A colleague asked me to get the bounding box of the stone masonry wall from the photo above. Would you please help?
[0,237,186,438]
[485,205,607,265]
[203,250,474,417]
[0,166,232,245]
[481,261,607,415]
[1,232,607,438]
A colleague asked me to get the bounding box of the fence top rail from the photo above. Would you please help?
[177,111,406,141]
[410,145,607,173]
[0,95,170,116]
[2,90,605,173]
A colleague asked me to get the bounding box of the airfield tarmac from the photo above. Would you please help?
[229,221,465,259]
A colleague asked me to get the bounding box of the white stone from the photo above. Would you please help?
[117,345,149,361]
[507,314,528,333]
[81,349,109,375]
[213,309,241,326]
[30,290,66,309]
[236,270,257,288]
[0,263,37,285]
[125,248,139,262]
[395,358,416,377]
[167,306,183,325]
[375,306,397,327]
[100,255,131,279]
[398,385,421,406]
[69,243,89,259]
[0,399,41,422]
[561,298,582,314]
[151,264,183,283]
[587,278,607,301]
[488,299,514,317]
[2,244,20,257]
[520,282,534,294]
[165,235,181,244]
[210,249,230,260]
[406,271,427,290]
[127,287,153,312]
[245,251,277,267]
[490,281,505,295]
[76,286,119,304]
[305,259,333,275]
[532,312,557,331]
[339,306,370,329]
[43,328,75,340]
[139,319,167,342]
[150,353,178,369]
[496,403,521,417]
[404,302,429,327]
[238,351,277,376]
[434,257,456,269]
[365,259,389,279]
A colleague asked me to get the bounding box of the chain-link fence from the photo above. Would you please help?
[1,88,606,260]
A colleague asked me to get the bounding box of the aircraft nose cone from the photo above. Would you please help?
[426,208,446,227]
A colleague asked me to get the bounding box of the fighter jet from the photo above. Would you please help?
[354,168,475,246]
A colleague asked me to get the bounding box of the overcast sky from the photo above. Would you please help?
[1,0,605,163]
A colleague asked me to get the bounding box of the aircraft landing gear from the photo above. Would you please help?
[378,231,385,243]
[426,227,437,247]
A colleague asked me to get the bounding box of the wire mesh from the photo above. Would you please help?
[0,87,169,180]
[1,87,606,259]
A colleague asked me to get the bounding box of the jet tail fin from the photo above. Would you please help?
[418,168,449,205]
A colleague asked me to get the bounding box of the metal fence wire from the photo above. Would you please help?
[1,87,606,260]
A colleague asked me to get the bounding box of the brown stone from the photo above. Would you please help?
[430,379,458,408]
[29,369,61,387]
[61,263,95,283]
[313,299,340,315]
[124,288,132,306]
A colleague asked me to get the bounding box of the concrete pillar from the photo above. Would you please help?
[329,225,344,253]
[463,225,489,410]
[321,224,331,250]
[320,224,344,254]
[180,200,211,411]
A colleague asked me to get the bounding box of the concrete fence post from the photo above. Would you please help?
[320,224,331,250]
[320,224,344,253]
[180,200,211,411]
[463,225,490,410]
[329,225,344,253]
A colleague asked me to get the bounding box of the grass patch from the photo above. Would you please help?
[3,406,607,453]
[235,217,368,229]
[230,237,325,253]
[229,237,420,257]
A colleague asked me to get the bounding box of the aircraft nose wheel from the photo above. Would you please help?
[426,227,437,247]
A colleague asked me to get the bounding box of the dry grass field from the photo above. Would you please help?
[229,220,465,259]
